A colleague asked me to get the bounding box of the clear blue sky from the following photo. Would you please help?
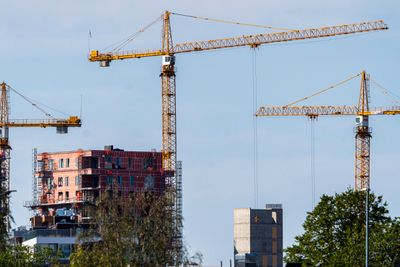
[1,0,399,265]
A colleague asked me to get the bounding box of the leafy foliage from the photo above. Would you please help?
[285,189,400,266]
[0,245,62,266]
[70,190,182,267]
[187,251,204,266]
[0,190,13,252]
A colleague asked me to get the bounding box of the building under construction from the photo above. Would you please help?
[17,145,174,259]
[26,145,170,223]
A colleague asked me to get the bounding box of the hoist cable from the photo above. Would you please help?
[310,117,316,209]
[252,48,259,208]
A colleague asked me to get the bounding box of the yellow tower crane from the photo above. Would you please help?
[88,11,388,254]
[0,82,81,233]
[255,71,400,190]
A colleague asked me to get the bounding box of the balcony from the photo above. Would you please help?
[24,197,89,208]
[21,228,84,241]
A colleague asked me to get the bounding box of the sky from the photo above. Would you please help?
[1,0,399,266]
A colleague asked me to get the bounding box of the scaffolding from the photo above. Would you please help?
[176,160,183,236]
[175,160,183,261]
[32,148,39,205]
[0,83,11,235]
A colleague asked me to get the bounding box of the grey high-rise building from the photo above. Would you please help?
[234,204,283,267]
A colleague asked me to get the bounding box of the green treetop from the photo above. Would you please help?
[285,189,400,266]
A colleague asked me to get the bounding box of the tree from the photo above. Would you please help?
[70,190,183,267]
[0,190,13,252]
[0,244,62,266]
[186,251,204,266]
[285,189,400,266]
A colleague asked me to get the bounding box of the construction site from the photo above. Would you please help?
[0,2,399,266]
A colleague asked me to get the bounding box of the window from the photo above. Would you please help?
[48,178,54,189]
[128,158,132,169]
[47,244,57,252]
[272,240,277,254]
[90,157,99,168]
[66,158,70,168]
[262,242,267,252]
[65,177,69,187]
[272,255,277,266]
[37,161,44,170]
[130,176,135,186]
[65,191,69,201]
[262,256,268,267]
[58,177,63,187]
[75,158,79,168]
[117,176,122,185]
[272,227,277,239]
[59,158,64,168]
[143,157,154,169]
[105,155,112,169]
[144,175,155,189]
[49,159,54,171]
[75,176,80,186]
[116,158,121,168]
[93,176,99,187]
[107,176,113,185]
[58,192,63,201]
[59,244,71,258]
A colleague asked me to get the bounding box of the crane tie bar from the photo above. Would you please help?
[285,72,362,107]
[171,12,296,31]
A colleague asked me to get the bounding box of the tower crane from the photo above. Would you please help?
[88,10,388,252]
[256,71,400,190]
[0,82,81,235]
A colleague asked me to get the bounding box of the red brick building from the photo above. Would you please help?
[27,145,167,223]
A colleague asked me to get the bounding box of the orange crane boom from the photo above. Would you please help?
[0,117,81,128]
[256,71,400,190]
[89,19,388,62]
[256,105,400,117]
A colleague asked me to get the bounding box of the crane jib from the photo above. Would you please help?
[88,20,387,62]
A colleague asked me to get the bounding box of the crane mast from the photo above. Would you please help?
[161,11,176,174]
[0,82,81,235]
[256,71,400,190]
[355,71,371,190]
[160,12,182,252]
